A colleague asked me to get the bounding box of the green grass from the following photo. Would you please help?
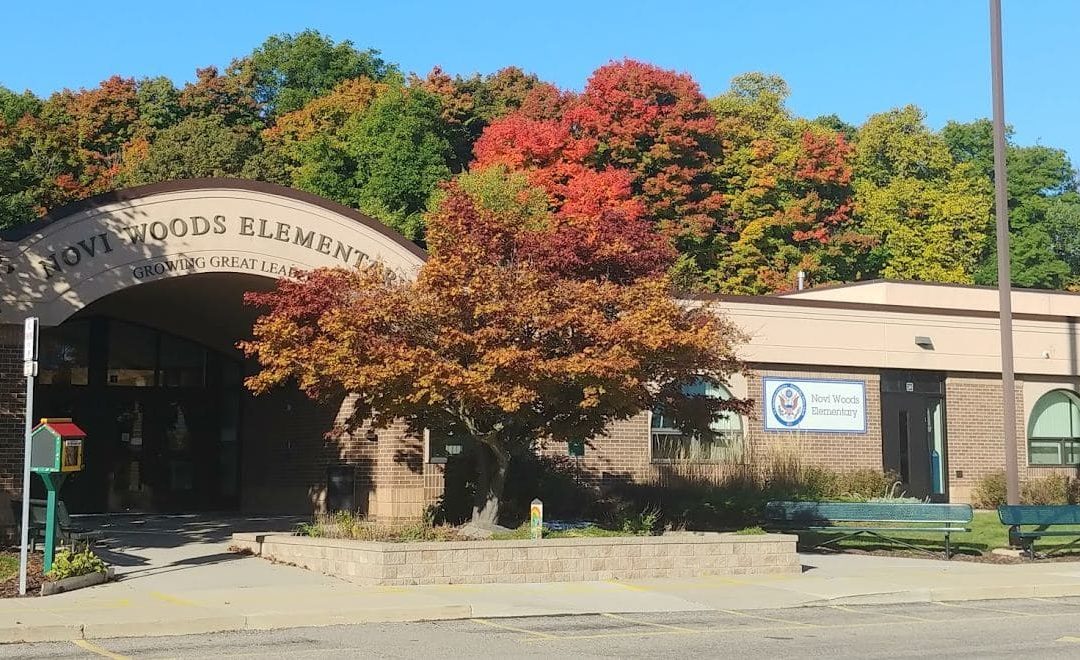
[0,554,18,581]
[735,526,767,535]
[800,511,1080,556]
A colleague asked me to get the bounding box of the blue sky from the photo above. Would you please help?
[2,1,1076,162]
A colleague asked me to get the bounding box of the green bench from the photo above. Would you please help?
[765,501,973,559]
[998,505,1080,558]
[13,499,101,553]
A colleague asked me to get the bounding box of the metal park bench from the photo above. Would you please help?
[998,505,1080,558]
[13,499,101,553]
[765,501,973,559]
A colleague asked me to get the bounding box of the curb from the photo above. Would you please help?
[0,605,474,644]
[4,583,1080,643]
[807,582,1080,607]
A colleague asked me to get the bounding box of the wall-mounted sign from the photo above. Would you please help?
[763,377,867,433]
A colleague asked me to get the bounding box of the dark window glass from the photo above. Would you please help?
[160,334,206,387]
[107,321,156,387]
[38,320,90,385]
[881,372,945,394]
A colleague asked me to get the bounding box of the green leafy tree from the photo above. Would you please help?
[974,225,1071,289]
[293,84,453,239]
[120,114,261,184]
[245,30,394,117]
[0,87,41,125]
[853,106,992,282]
[134,76,182,134]
[943,118,1080,288]
[710,74,866,293]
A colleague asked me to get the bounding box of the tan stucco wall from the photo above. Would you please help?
[0,182,425,327]
[716,299,1080,377]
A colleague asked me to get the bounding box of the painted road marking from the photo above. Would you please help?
[828,604,934,622]
[936,601,1036,617]
[718,608,819,627]
[72,639,130,659]
[1057,636,1080,643]
[150,591,202,607]
[470,618,558,639]
[601,612,697,632]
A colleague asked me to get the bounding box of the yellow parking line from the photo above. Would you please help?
[526,629,697,642]
[602,612,697,632]
[828,604,932,622]
[936,601,1035,617]
[150,591,201,607]
[72,639,131,659]
[607,580,652,592]
[470,618,558,639]
[1057,636,1080,643]
[718,608,820,627]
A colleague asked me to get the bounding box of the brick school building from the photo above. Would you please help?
[0,180,1075,519]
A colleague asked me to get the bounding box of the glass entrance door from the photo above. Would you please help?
[35,317,243,513]
[881,373,948,501]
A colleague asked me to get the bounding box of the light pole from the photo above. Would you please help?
[989,0,1020,505]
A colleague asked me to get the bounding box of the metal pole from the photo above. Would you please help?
[18,365,33,595]
[990,0,1020,505]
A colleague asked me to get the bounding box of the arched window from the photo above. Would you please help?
[651,380,744,463]
[1028,390,1080,465]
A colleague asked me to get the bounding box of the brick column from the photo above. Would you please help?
[0,324,25,498]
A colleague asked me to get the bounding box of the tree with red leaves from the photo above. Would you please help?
[243,180,745,525]
[473,59,725,278]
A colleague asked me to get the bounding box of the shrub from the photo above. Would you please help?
[297,511,462,542]
[618,506,661,535]
[1022,473,1070,505]
[833,469,898,500]
[972,470,1007,508]
[46,548,107,581]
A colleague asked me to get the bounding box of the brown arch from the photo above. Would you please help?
[0,177,428,261]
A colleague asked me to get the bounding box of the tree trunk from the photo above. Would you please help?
[472,441,510,526]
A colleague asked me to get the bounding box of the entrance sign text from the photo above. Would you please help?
[763,377,867,433]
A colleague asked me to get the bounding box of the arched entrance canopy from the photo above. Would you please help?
[0,179,427,326]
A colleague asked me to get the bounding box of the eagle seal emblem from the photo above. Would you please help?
[771,382,806,427]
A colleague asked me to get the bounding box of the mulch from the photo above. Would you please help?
[0,552,44,598]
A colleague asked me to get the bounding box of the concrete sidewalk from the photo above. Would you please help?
[5,551,1080,643]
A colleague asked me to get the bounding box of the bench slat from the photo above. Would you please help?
[1012,530,1080,538]
[806,526,970,534]
[766,501,973,524]
[999,505,1080,526]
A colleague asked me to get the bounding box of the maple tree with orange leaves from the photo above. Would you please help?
[243,181,748,525]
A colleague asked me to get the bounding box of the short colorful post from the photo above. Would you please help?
[530,498,543,540]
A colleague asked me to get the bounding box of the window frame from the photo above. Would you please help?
[1027,389,1080,467]
[649,380,746,465]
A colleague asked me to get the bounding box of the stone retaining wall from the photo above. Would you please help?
[232,532,800,586]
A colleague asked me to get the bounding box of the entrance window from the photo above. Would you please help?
[38,320,90,385]
[107,321,157,386]
[160,334,206,387]
[1028,390,1080,466]
[651,380,744,463]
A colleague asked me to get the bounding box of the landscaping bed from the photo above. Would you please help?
[0,551,43,598]
[234,530,800,585]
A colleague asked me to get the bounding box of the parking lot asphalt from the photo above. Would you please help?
[6,597,1080,659]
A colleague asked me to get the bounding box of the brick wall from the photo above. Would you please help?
[744,367,883,472]
[242,390,431,520]
[941,374,1071,504]
[570,366,884,487]
[0,325,25,496]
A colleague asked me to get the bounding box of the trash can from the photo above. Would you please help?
[326,465,356,513]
